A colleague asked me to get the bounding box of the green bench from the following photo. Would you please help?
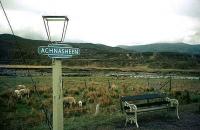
[120,93,179,128]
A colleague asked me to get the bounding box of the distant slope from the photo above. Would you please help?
[67,43,126,53]
[0,34,126,53]
[0,34,200,70]
[0,34,128,64]
[118,43,200,54]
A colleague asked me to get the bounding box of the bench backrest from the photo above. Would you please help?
[121,93,166,101]
[120,93,167,112]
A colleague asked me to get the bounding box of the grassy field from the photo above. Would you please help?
[0,75,200,130]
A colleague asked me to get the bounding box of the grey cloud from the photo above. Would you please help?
[19,32,45,40]
[190,31,200,43]
[1,0,21,10]
[1,0,41,14]
[176,0,200,19]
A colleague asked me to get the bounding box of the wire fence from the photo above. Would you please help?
[0,1,52,129]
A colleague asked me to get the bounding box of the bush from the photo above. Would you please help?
[190,93,200,103]
[85,91,98,103]
[67,88,80,95]
[98,95,112,106]
[173,90,191,104]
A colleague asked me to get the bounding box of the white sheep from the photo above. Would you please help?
[63,96,76,108]
[17,85,26,89]
[14,88,30,99]
[78,100,82,107]
[19,88,30,98]
[14,89,22,98]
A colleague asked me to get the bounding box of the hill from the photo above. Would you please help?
[0,34,200,70]
[118,43,200,54]
[0,34,128,65]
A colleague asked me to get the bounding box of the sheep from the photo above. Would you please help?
[14,90,22,99]
[19,88,30,98]
[78,100,82,107]
[14,88,30,99]
[63,96,76,108]
[17,85,26,89]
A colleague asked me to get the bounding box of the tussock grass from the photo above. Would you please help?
[0,76,199,129]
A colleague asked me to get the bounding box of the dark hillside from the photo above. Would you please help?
[0,34,200,69]
[118,43,200,54]
[0,34,128,65]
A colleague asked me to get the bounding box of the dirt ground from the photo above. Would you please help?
[117,103,200,130]
[89,103,200,130]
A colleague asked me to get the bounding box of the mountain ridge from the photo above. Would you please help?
[0,34,200,70]
[118,43,200,54]
[0,34,127,53]
[1,33,200,54]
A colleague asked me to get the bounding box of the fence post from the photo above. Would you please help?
[84,79,87,88]
[94,103,100,116]
[169,76,172,92]
[147,78,149,87]
[108,80,111,89]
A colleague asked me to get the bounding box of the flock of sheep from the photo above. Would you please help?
[13,85,83,108]
[14,85,30,99]
[63,96,83,108]
[8,82,119,117]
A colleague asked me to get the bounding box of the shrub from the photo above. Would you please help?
[190,92,200,103]
[96,87,108,97]
[67,88,80,95]
[109,90,119,98]
[98,95,112,106]
[87,85,96,91]
[146,87,155,92]
[173,90,191,104]
[41,98,52,108]
[85,91,98,103]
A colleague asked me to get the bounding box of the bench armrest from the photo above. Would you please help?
[165,97,179,107]
[125,101,137,112]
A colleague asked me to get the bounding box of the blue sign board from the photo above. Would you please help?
[38,44,80,58]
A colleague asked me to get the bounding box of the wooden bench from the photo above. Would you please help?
[120,93,180,128]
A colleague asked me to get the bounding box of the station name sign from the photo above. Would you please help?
[38,44,80,58]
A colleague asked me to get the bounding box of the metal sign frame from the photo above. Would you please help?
[42,16,69,43]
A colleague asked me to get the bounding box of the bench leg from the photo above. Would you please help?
[125,114,139,128]
[125,115,133,126]
[135,111,139,128]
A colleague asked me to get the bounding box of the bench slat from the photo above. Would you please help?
[126,105,174,115]
[136,101,169,107]
[121,93,166,101]
[137,105,169,112]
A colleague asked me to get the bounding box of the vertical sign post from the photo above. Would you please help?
[39,16,80,130]
[52,58,63,130]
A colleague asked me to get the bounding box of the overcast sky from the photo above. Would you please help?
[0,0,200,46]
